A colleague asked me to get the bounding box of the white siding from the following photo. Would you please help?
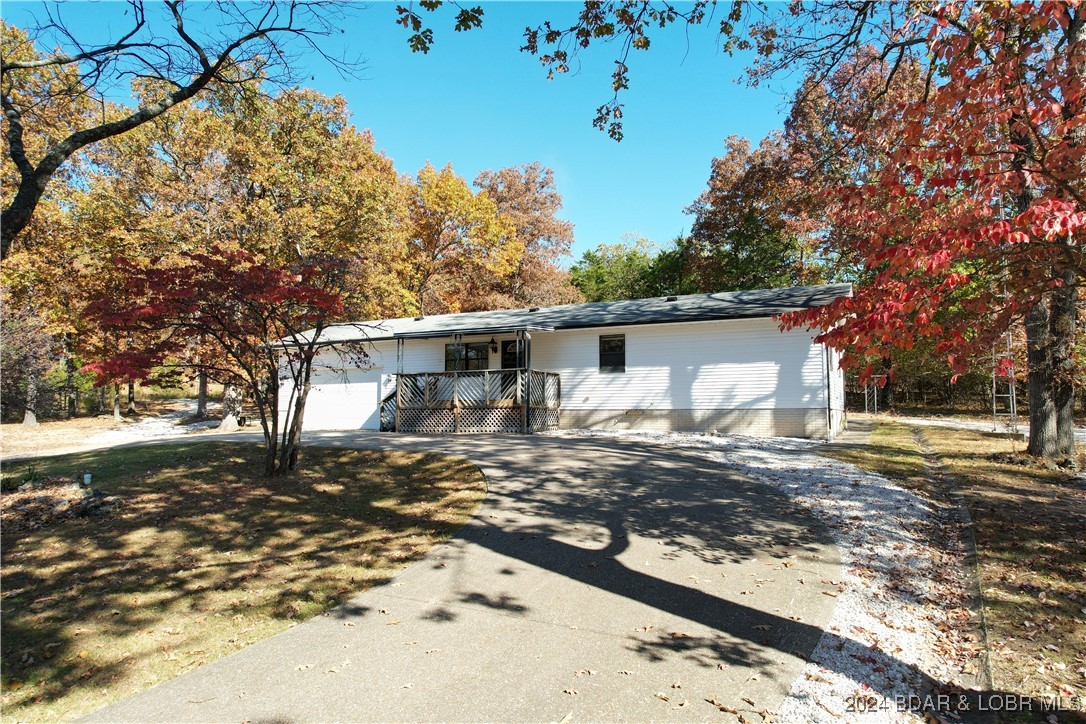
[829,345,845,412]
[531,318,826,411]
[295,317,829,429]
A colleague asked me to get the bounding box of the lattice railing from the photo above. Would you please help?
[380,390,397,432]
[392,368,559,434]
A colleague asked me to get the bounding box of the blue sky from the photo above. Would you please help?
[4,2,796,261]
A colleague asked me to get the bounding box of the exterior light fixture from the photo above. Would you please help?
[489,337,498,353]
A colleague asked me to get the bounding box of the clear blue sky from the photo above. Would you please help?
[4,1,796,262]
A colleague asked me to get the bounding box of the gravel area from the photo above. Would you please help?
[548,429,979,722]
[83,399,221,448]
[2,399,223,460]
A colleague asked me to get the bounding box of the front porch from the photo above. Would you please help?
[380,326,561,434]
[384,368,561,434]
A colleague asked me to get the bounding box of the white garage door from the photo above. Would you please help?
[303,367,382,431]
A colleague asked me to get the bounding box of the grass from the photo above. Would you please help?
[822,420,1086,712]
[0,442,486,722]
[823,420,930,490]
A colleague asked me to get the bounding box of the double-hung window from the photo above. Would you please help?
[599,334,625,373]
[445,343,489,371]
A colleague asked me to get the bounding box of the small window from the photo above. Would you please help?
[599,334,625,373]
[445,342,489,371]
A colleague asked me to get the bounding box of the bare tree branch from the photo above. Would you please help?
[1,0,361,259]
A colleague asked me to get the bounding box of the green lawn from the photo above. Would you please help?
[1,442,485,722]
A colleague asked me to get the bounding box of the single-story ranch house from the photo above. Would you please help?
[286,283,852,439]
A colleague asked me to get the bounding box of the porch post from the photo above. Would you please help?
[394,375,402,432]
[453,371,460,433]
[395,338,404,433]
[523,331,532,433]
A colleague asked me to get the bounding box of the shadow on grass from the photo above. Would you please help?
[0,442,484,719]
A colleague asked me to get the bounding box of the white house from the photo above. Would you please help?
[286,283,851,439]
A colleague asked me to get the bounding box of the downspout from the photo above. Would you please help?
[395,338,404,433]
[523,330,532,434]
[823,342,833,439]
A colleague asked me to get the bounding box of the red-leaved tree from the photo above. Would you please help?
[780,3,1086,457]
[84,246,357,476]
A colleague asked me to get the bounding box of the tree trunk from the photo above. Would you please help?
[1026,299,1060,455]
[1049,265,1077,457]
[219,384,243,431]
[65,349,76,418]
[277,367,313,474]
[1047,9,1085,457]
[0,172,49,261]
[195,370,208,418]
[98,386,106,414]
[2,55,227,261]
[126,380,137,416]
[22,375,38,426]
[113,383,122,421]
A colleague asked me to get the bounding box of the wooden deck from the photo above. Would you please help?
[383,369,560,434]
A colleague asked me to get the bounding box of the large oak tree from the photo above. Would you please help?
[1,1,356,259]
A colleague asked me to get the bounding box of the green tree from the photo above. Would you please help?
[686,134,829,292]
[570,237,658,302]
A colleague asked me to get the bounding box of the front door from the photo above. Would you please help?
[500,340,524,404]
[501,339,524,369]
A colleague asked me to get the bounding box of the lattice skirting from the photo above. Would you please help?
[398,409,456,434]
[459,408,522,433]
[397,407,523,434]
[529,409,560,432]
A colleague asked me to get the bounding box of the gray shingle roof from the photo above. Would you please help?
[308,283,852,345]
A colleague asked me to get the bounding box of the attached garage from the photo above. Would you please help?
[299,367,383,431]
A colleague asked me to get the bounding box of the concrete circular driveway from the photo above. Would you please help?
[85,432,841,723]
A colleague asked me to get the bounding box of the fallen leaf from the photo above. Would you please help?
[656,693,670,702]
[707,697,738,714]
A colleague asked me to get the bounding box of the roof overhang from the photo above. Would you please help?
[392,325,555,340]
